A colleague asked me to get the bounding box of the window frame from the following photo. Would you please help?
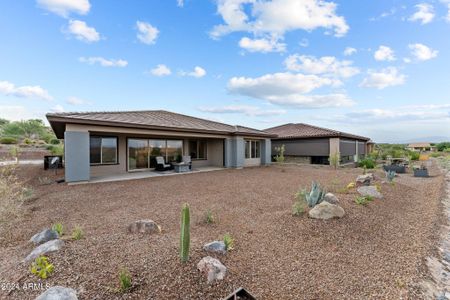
[188,139,208,160]
[90,136,119,166]
[245,139,261,159]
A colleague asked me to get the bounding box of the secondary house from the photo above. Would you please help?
[265,123,372,165]
[406,143,436,152]
[46,110,274,183]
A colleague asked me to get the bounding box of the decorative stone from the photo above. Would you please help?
[203,241,227,254]
[357,186,383,199]
[356,174,373,186]
[127,220,161,234]
[308,201,345,220]
[35,286,77,300]
[197,256,227,284]
[24,239,64,263]
[30,229,59,245]
[324,193,339,204]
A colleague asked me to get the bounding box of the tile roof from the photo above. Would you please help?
[46,110,273,138]
[407,143,433,148]
[265,123,370,141]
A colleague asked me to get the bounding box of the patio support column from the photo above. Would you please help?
[224,137,244,168]
[64,131,90,183]
[354,141,359,163]
[224,138,232,168]
[329,138,340,166]
[260,138,272,166]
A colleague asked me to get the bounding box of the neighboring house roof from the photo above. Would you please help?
[46,110,275,139]
[265,123,370,141]
[407,143,433,148]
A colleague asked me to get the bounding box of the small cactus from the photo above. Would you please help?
[305,181,326,207]
[180,203,190,263]
[385,170,396,182]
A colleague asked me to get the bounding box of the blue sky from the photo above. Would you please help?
[0,0,449,142]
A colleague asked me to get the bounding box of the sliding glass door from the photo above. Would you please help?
[128,138,183,171]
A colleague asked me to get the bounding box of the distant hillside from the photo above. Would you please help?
[397,136,450,144]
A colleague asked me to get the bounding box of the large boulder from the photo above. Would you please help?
[203,241,227,254]
[323,193,339,204]
[127,220,161,234]
[35,286,77,300]
[197,256,227,284]
[356,174,373,186]
[357,186,383,199]
[30,229,59,245]
[24,239,64,263]
[308,202,345,220]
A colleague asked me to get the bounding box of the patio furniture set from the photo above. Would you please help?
[155,155,192,173]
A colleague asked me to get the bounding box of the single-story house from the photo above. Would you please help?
[46,110,274,183]
[406,143,436,152]
[265,123,371,165]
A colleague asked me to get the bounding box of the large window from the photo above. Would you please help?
[188,140,207,160]
[245,140,260,159]
[128,138,183,170]
[90,136,118,165]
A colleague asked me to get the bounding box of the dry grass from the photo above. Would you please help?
[0,165,28,224]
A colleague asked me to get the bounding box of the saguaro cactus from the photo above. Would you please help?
[180,203,190,262]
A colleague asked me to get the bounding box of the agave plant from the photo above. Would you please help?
[305,181,327,208]
[385,170,396,182]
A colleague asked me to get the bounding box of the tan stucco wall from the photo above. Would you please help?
[329,138,340,156]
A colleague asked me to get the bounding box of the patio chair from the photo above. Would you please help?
[155,156,172,171]
[182,155,192,170]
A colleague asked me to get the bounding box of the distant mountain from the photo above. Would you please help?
[397,136,450,144]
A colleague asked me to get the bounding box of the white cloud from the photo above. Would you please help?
[284,55,359,78]
[180,66,206,78]
[177,0,184,7]
[227,72,353,108]
[50,104,65,113]
[198,104,286,116]
[409,3,435,24]
[238,36,286,53]
[0,105,43,121]
[67,20,100,42]
[343,47,357,56]
[210,0,349,40]
[37,0,90,17]
[360,67,406,89]
[374,45,396,61]
[408,43,438,61]
[79,57,128,67]
[335,107,450,123]
[149,64,171,76]
[136,21,159,45]
[66,96,91,105]
[0,80,53,101]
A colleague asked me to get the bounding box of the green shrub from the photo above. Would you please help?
[223,233,234,251]
[0,136,18,144]
[46,144,64,155]
[72,226,84,240]
[355,195,374,205]
[52,222,64,236]
[385,170,396,183]
[329,151,340,169]
[299,181,327,207]
[204,209,215,224]
[359,158,375,169]
[49,138,60,145]
[23,138,32,145]
[119,269,132,292]
[436,142,450,152]
[292,199,306,216]
[30,256,54,279]
[274,144,285,163]
[409,151,420,161]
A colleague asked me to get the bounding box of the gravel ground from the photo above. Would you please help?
[0,163,446,300]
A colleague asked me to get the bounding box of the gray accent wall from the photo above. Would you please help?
[260,138,271,165]
[358,141,366,155]
[64,131,90,182]
[272,138,330,156]
[224,137,245,168]
[340,139,357,156]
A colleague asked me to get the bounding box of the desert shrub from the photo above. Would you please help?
[385,170,396,183]
[204,209,215,224]
[30,256,54,279]
[444,148,450,153]
[223,233,234,251]
[436,142,450,152]
[300,181,327,207]
[0,165,28,223]
[430,152,444,158]
[49,138,60,145]
[329,151,340,169]
[23,138,32,145]
[52,223,64,236]
[46,144,64,155]
[408,151,420,161]
[292,198,307,216]
[119,269,132,292]
[355,196,374,205]
[0,136,18,144]
[359,158,375,169]
[72,226,84,240]
[274,144,285,163]
[38,176,53,185]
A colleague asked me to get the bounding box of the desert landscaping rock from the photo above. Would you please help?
[24,239,64,263]
[127,220,161,234]
[357,185,383,199]
[324,192,339,204]
[35,286,77,300]
[30,229,59,245]
[203,241,227,254]
[197,256,227,284]
[356,174,373,186]
[308,201,345,219]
